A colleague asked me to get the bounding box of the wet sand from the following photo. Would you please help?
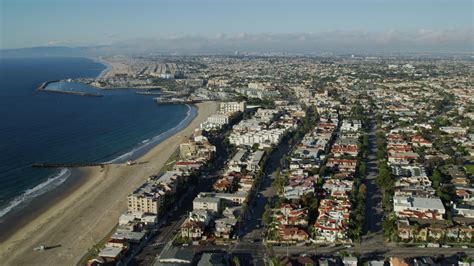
[0,102,218,265]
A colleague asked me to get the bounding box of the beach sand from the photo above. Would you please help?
[99,58,133,79]
[0,102,218,265]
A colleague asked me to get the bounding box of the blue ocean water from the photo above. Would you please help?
[0,57,193,217]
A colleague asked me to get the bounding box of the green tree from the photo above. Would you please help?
[263,204,272,225]
[232,256,241,266]
[430,169,443,189]
[359,183,367,197]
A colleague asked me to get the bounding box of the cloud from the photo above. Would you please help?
[46,40,65,46]
[101,29,474,54]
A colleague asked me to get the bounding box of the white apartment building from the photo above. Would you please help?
[341,120,362,132]
[127,187,165,215]
[220,101,246,113]
[193,195,222,213]
[229,128,286,147]
[393,196,446,219]
[208,114,230,125]
[200,114,231,130]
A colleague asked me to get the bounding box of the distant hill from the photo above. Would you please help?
[0,46,89,57]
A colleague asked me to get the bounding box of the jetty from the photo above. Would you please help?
[36,80,103,97]
[136,91,162,96]
[39,89,103,97]
[37,80,60,90]
[154,98,202,105]
[32,163,106,168]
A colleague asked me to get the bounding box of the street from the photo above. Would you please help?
[361,118,385,246]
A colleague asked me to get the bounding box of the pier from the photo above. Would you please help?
[32,163,106,168]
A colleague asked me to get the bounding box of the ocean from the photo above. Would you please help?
[0,57,194,219]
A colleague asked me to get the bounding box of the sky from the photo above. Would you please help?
[1,0,473,53]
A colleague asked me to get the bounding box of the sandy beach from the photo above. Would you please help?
[0,102,218,265]
[97,57,134,79]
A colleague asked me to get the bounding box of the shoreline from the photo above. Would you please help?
[0,104,196,238]
[91,57,133,79]
[0,101,218,265]
[91,57,112,79]
[0,169,85,242]
[0,56,167,222]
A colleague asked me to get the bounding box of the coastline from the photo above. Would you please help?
[90,57,112,79]
[0,169,85,242]
[0,101,218,265]
[0,56,168,223]
[91,57,133,79]
[0,104,196,238]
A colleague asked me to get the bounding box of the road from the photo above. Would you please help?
[270,244,474,258]
[362,118,384,246]
[228,132,297,265]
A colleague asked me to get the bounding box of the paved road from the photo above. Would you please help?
[362,118,384,246]
[270,244,474,258]
[229,133,295,265]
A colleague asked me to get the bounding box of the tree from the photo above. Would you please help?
[359,183,367,197]
[425,156,444,176]
[232,256,241,266]
[252,143,260,152]
[263,204,272,225]
[319,166,330,177]
[358,162,367,177]
[382,214,397,240]
[430,169,443,189]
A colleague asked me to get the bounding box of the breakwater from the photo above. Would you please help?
[37,80,60,90]
[37,80,103,97]
[32,163,106,168]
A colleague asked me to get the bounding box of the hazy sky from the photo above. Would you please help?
[1,0,473,52]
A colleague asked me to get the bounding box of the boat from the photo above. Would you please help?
[33,245,46,251]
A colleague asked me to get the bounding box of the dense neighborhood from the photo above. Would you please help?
[83,55,473,266]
